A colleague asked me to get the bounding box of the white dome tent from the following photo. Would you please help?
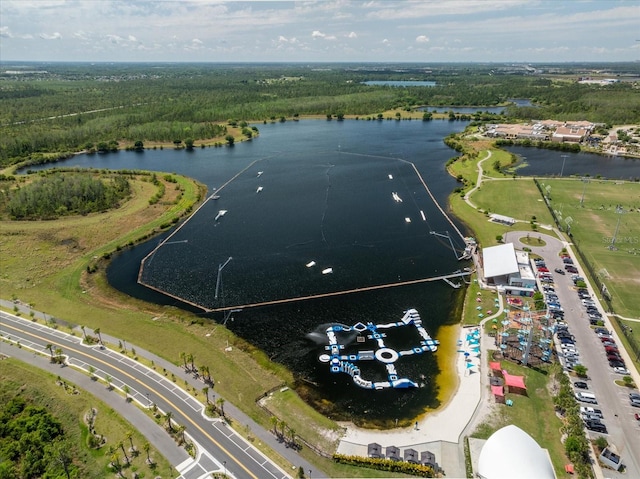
[477,425,555,479]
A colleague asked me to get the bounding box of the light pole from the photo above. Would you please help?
[609,206,624,250]
[580,177,589,206]
[560,154,569,177]
[215,257,233,300]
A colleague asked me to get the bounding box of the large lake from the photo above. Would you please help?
[26,119,640,424]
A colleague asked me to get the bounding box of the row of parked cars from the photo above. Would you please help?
[594,327,630,376]
[542,256,611,434]
[577,286,603,325]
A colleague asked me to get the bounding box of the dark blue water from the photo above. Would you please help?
[29,120,473,424]
[27,120,640,423]
[504,146,640,179]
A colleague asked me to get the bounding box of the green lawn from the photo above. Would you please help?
[471,359,568,477]
[541,178,640,318]
[472,178,555,226]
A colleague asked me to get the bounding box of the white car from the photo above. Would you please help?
[613,367,630,375]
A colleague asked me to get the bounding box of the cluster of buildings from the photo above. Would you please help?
[484,120,596,143]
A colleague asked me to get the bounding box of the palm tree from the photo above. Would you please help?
[80,325,87,341]
[176,424,186,444]
[54,347,64,364]
[118,440,129,464]
[125,431,135,453]
[288,427,296,446]
[46,343,54,361]
[179,352,187,370]
[187,353,195,372]
[165,411,174,432]
[94,328,102,345]
[88,365,96,380]
[216,397,225,417]
[202,386,209,404]
[123,384,130,401]
[270,415,278,435]
[105,374,113,390]
[143,442,151,464]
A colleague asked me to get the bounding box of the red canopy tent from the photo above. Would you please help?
[491,385,504,396]
[489,362,502,373]
[502,370,527,392]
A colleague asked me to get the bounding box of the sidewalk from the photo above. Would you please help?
[336,299,504,477]
[0,299,320,478]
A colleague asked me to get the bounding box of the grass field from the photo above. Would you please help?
[471,359,569,477]
[0,358,174,478]
[471,178,555,227]
[541,178,640,318]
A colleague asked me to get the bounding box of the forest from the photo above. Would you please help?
[0,397,76,478]
[1,62,639,167]
[4,172,131,219]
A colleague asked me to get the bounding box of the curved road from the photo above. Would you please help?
[0,308,318,479]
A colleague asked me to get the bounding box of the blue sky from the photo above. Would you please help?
[1,0,638,63]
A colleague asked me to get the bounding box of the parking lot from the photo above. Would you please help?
[505,231,640,477]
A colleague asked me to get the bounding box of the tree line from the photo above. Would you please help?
[1,63,638,166]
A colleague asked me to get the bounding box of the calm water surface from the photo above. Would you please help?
[33,119,471,423]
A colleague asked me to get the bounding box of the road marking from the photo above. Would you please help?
[1,319,261,479]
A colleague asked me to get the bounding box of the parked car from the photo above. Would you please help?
[612,366,630,375]
[574,381,588,390]
[584,419,607,433]
[631,397,640,408]
[609,360,626,368]
[580,406,603,418]
[554,268,566,275]
[594,327,609,335]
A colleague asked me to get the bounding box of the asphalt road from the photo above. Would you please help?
[0,309,309,479]
[506,232,640,478]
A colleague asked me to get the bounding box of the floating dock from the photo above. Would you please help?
[318,308,438,390]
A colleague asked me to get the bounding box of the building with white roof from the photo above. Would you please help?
[481,243,536,295]
[477,425,555,479]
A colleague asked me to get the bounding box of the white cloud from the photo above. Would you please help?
[106,34,123,44]
[312,30,326,38]
[382,38,390,45]
[39,32,61,40]
[191,38,203,45]
[416,35,429,44]
[0,26,13,38]
[128,35,137,42]
[347,31,357,39]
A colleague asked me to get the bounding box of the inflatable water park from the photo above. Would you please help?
[318,308,439,390]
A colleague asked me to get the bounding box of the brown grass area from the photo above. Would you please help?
[0,177,173,291]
